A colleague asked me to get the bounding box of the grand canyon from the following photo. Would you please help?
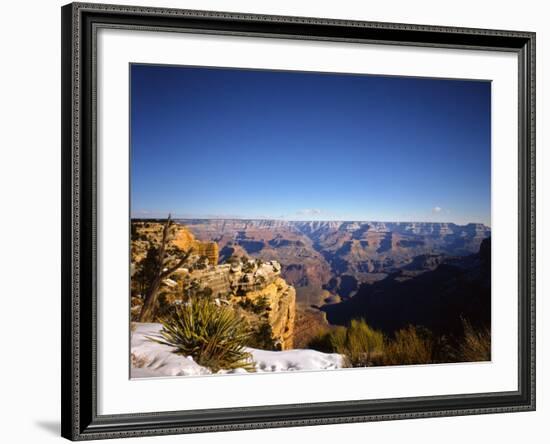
[130,217,491,376]
[176,219,490,343]
[182,220,489,301]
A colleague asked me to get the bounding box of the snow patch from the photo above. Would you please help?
[131,323,211,377]
[131,323,344,378]
[247,347,343,373]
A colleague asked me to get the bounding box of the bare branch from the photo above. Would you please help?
[157,214,172,266]
[160,249,193,279]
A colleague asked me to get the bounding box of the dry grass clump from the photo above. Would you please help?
[308,318,490,368]
[308,319,384,367]
[334,319,385,367]
[382,325,434,366]
[458,320,491,362]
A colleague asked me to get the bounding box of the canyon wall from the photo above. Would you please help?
[181,218,491,306]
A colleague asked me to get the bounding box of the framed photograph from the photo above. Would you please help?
[61,2,536,440]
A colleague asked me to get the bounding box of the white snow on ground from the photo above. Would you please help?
[247,347,343,373]
[131,323,344,378]
[131,323,212,377]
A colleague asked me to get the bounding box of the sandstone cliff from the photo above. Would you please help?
[131,220,296,350]
[132,221,219,266]
[131,221,218,264]
[231,277,296,350]
[173,227,219,265]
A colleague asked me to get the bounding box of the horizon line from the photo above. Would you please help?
[130,215,491,228]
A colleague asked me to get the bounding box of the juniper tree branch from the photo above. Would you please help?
[157,214,172,268]
[160,249,193,279]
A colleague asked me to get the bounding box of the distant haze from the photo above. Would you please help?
[131,65,491,226]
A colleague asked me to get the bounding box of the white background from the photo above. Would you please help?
[0,0,546,443]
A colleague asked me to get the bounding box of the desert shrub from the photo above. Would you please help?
[242,261,256,273]
[183,280,214,300]
[383,325,434,365]
[133,245,160,296]
[307,328,339,354]
[246,322,279,351]
[238,298,255,312]
[308,319,384,367]
[238,296,271,315]
[156,292,174,319]
[255,296,271,312]
[457,320,491,362]
[198,286,214,299]
[336,319,385,367]
[225,255,242,265]
[429,334,455,364]
[310,320,488,367]
[255,275,267,287]
[195,255,209,270]
[153,298,255,372]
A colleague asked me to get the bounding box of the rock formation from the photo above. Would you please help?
[173,226,219,265]
[131,220,219,266]
[176,259,295,349]
[131,220,296,350]
[231,276,296,349]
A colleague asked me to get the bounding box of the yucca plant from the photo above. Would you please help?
[152,298,256,373]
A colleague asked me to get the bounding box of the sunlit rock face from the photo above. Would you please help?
[131,221,296,350]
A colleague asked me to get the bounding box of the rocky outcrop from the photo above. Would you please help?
[131,221,218,265]
[131,220,296,350]
[178,259,296,349]
[173,226,219,265]
[178,259,281,296]
[232,277,296,349]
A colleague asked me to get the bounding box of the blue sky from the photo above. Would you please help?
[131,64,491,226]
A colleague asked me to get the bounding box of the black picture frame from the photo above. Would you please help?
[61,2,536,440]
